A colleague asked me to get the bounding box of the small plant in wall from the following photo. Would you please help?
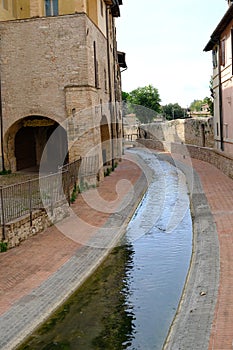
[0,169,11,175]
[0,241,8,252]
[104,167,112,177]
[70,183,78,203]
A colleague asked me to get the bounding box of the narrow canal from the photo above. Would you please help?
[18,151,192,350]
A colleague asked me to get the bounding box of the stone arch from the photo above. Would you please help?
[100,115,111,166]
[5,116,68,172]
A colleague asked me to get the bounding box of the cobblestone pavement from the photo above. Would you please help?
[0,150,233,350]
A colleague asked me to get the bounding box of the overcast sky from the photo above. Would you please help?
[116,0,228,107]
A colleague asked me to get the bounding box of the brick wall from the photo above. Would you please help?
[0,13,122,171]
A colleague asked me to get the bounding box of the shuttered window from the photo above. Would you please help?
[212,47,218,69]
[220,39,226,66]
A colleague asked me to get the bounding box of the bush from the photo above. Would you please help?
[0,242,8,252]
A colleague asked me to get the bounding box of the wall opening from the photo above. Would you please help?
[6,116,68,172]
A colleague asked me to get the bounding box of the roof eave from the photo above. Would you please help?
[204,5,233,51]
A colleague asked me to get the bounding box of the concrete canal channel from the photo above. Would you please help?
[17,149,219,350]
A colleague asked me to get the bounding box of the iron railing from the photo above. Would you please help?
[0,155,99,237]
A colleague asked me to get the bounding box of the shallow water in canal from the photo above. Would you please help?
[18,152,192,350]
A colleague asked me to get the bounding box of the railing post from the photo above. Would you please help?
[0,186,5,240]
[28,181,33,226]
[66,169,71,206]
[50,177,54,216]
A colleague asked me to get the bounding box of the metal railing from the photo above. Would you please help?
[0,155,99,239]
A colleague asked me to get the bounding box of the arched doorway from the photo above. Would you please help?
[8,116,68,172]
[100,116,111,166]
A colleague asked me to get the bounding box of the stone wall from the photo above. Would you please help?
[175,143,233,180]
[139,117,214,148]
[1,203,70,248]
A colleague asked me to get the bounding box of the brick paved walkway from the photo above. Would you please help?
[192,159,233,350]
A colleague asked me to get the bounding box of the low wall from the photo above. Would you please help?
[1,203,69,248]
[138,138,233,180]
[177,143,233,180]
[139,117,214,148]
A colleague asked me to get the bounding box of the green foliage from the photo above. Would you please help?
[122,84,161,123]
[70,183,77,203]
[0,169,11,175]
[204,96,213,116]
[122,91,129,102]
[104,167,112,177]
[162,103,187,120]
[0,242,8,252]
[189,99,203,112]
[189,96,213,116]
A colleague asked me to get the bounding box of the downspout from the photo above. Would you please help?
[0,38,5,172]
[218,40,224,151]
[106,5,115,170]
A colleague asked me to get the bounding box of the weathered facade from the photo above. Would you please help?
[138,117,214,149]
[204,1,233,153]
[0,0,125,173]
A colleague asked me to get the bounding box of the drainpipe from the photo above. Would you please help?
[218,40,224,151]
[0,75,5,171]
[106,5,115,171]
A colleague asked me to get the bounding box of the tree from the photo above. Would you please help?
[204,96,213,116]
[189,99,203,112]
[189,95,213,116]
[123,85,161,123]
[162,103,187,120]
[122,91,129,102]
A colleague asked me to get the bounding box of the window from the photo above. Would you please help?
[45,0,58,16]
[2,0,8,10]
[212,47,218,69]
[93,41,99,88]
[220,39,225,66]
[100,0,103,16]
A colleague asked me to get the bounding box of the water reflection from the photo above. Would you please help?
[125,210,192,350]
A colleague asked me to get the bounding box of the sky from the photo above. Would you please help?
[116,0,228,107]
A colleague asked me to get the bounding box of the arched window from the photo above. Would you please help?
[45,0,58,17]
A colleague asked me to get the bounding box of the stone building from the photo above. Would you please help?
[204,1,233,153]
[0,0,125,174]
